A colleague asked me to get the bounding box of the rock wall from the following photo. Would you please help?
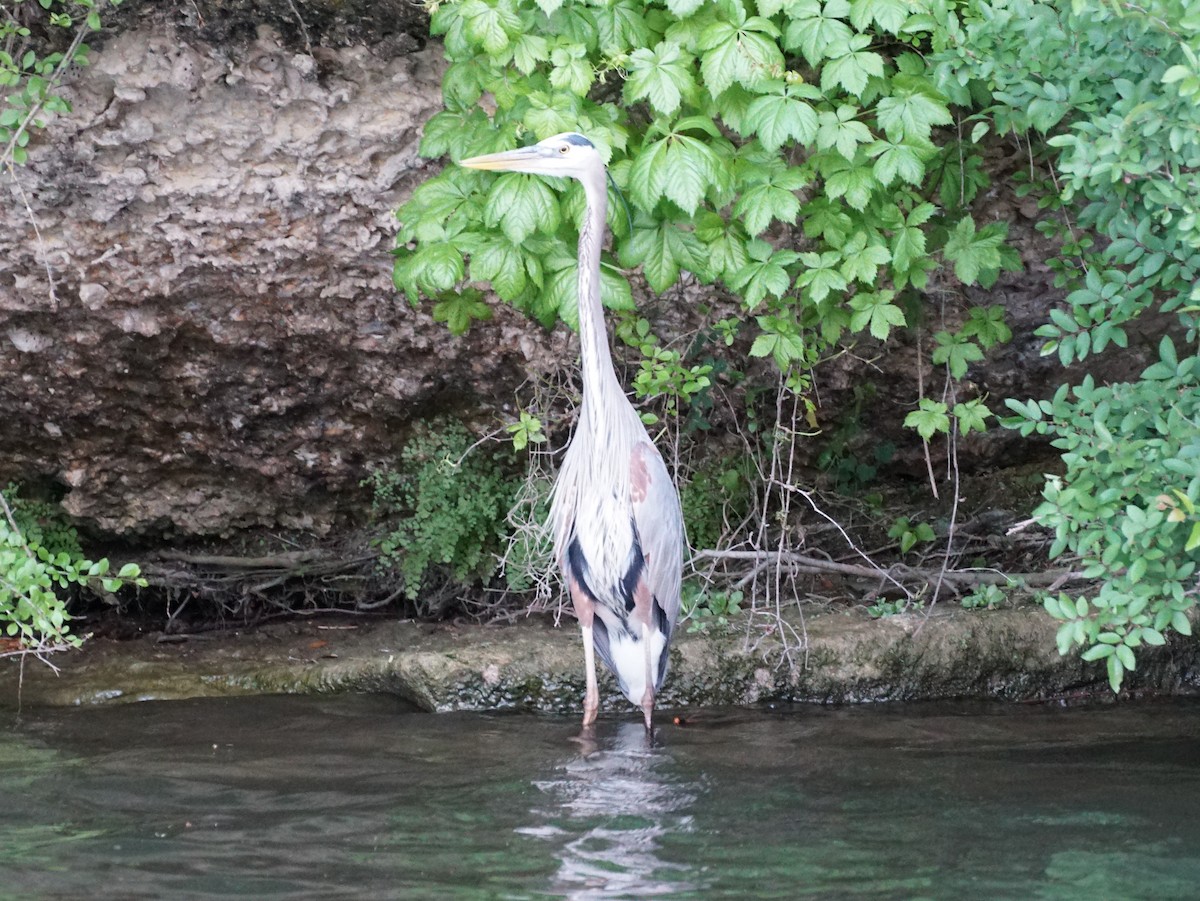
[1,2,561,537]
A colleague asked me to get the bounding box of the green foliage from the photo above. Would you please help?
[934,0,1200,363]
[397,0,1022,398]
[904,397,950,440]
[1,0,120,167]
[961,583,1007,610]
[887,515,935,554]
[615,313,715,424]
[867,596,923,618]
[505,411,547,451]
[366,422,520,605]
[681,585,743,634]
[1,485,145,651]
[1004,339,1200,692]
[680,455,754,550]
[933,0,1200,690]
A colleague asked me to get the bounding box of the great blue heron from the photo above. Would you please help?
[462,133,683,729]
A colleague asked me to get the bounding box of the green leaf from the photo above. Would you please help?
[512,32,551,74]
[891,221,927,273]
[849,290,906,340]
[433,291,492,335]
[784,1,853,66]
[743,85,820,151]
[622,220,708,292]
[461,0,521,55]
[1172,610,1193,636]
[395,243,465,295]
[931,332,984,379]
[1186,521,1200,553]
[549,42,593,96]
[1107,653,1125,693]
[698,17,784,96]
[795,250,848,305]
[1081,643,1115,662]
[484,174,561,244]
[849,0,910,34]
[696,212,751,279]
[904,398,950,441]
[876,88,953,143]
[943,217,1006,286]
[816,105,873,161]
[625,42,696,116]
[839,232,891,284]
[821,36,884,98]
[629,134,723,216]
[952,399,993,435]
[734,172,805,235]
[868,139,927,187]
[470,234,528,300]
[728,241,799,309]
[823,158,877,211]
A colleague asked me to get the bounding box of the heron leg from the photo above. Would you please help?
[581,624,599,726]
[640,622,655,731]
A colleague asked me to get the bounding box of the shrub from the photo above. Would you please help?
[366,422,520,607]
[1,485,145,653]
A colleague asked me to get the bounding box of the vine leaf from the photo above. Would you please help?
[742,83,820,151]
[625,42,696,115]
[433,291,492,335]
[484,174,561,244]
[821,35,884,97]
[905,398,950,441]
[848,289,905,340]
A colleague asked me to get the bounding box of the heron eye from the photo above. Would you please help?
[558,145,570,154]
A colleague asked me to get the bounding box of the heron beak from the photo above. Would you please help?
[459,146,546,172]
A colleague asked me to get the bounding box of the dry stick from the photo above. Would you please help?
[926,374,963,616]
[776,483,914,599]
[780,387,808,666]
[5,166,58,303]
[919,410,962,632]
[285,0,314,56]
[914,328,939,498]
[693,548,1084,590]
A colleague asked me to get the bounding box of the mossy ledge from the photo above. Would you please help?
[3,606,1198,711]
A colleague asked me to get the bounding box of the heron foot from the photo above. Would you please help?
[582,693,599,727]
[641,687,655,731]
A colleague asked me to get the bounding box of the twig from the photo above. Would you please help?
[915,329,939,498]
[694,548,1085,590]
[284,0,314,57]
[4,163,57,302]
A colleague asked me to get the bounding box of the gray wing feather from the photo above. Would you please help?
[630,440,684,643]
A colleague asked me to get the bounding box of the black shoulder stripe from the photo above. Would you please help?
[567,537,599,605]
[618,517,646,614]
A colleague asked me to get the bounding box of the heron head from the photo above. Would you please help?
[460,132,603,180]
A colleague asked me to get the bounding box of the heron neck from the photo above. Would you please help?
[576,172,623,413]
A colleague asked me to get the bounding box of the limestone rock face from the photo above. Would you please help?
[0,9,557,536]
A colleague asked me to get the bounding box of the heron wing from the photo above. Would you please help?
[629,440,684,648]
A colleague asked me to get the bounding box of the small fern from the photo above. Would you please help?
[366,422,519,606]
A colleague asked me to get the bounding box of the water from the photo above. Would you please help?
[3,695,1199,900]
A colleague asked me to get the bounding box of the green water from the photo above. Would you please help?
[2,695,1199,899]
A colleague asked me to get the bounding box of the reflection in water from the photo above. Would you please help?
[519,722,701,899]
